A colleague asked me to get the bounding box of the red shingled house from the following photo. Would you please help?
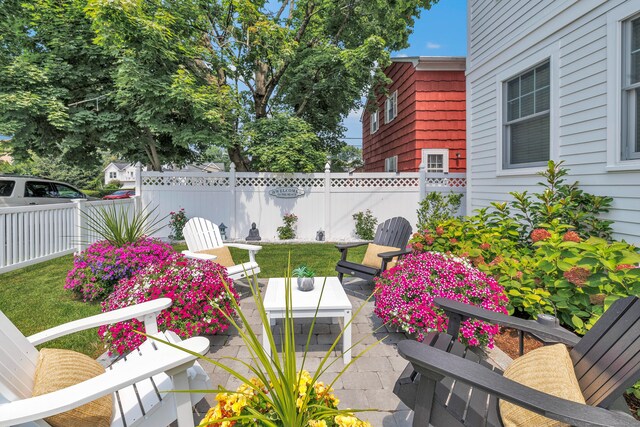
[362,56,466,173]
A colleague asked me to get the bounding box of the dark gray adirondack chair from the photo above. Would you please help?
[394,296,640,427]
[335,216,412,283]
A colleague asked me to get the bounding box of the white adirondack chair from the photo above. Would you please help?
[0,298,211,427]
[182,217,262,284]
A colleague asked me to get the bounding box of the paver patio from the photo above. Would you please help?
[190,277,416,427]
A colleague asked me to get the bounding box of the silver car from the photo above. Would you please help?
[0,175,91,207]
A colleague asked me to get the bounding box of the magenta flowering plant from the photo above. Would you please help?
[374,251,508,348]
[65,237,175,302]
[99,253,239,355]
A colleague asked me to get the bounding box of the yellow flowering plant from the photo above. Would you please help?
[149,258,379,427]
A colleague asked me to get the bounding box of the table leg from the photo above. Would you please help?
[343,309,352,364]
[263,312,271,359]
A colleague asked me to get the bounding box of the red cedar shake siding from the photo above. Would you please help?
[362,57,466,172]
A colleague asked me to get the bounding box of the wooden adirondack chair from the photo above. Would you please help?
[393,296,640,427]
[182,217,262,284]
[0,298,211,427]
[335,216,412,283]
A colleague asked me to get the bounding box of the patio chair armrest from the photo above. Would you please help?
[377,248,412,260]
[225,243,262,252]
[335,242,368,251]
[182,249,217,261]
[434,297,581,346]
[0,336,210,426]
[27,298,173,346]
[397,340,637,427]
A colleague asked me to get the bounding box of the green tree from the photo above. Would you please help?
[87,0,438,170]
[0,0,231,171]
[331,144,363,172]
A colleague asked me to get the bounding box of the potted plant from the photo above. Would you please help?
[292,265,315,291]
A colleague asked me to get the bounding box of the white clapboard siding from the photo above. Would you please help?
[467,0,640,244]
[0,198,136,274]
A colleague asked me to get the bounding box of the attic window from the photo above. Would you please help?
[370,110,379,134]
[385,91,398,123]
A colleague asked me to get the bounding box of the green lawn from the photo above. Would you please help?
[0,243,366,356]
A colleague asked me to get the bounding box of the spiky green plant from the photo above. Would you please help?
[82,202,166,247]
[150,260,381,426]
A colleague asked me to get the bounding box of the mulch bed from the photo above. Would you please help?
[493,327,543,359]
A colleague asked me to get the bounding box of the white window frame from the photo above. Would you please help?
[422,149,449,173]
[384,155,398,172]
[370,110,379,134]
[109,171,117,179]
[495,45,559,176]
[385,91,398,123]
[622,13,640,161]
[606,5,640,171]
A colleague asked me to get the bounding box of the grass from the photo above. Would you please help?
[0,243,368,356]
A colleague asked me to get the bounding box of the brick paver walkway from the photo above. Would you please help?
[191,277,416,427]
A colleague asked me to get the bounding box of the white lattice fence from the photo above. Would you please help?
[139,166,465,241]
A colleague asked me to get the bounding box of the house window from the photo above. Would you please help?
[385,91,397,123]
[384,156,398,172]
[503,61,550,168]
[370,110,379,134]
[623,14,640,160]
[109,172,117,179]
[422,149,449,173]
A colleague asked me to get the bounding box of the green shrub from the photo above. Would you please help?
[416,191,463,231]
[352,209,377,240]
[277,213,298,240]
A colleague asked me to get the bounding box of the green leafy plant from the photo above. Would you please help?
[168,208,188,240]
[352,210,377,240]
[151,260,378,426]
[83,203,165,247]
[277,213,298,240]
[416,191,463,231]
[292,265,315,278]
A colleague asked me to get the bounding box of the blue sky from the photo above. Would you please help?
[341,0,467,146]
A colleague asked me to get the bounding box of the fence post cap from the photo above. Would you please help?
[230,163,236,172]
[324,162,331,172]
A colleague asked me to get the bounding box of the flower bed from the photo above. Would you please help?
[200,371,371,427]
[65,237,175,302]
[374,252,508,347]
[99,254,239,355]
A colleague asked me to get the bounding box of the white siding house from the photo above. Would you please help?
[467,0,640,244]
[103,162,137,187]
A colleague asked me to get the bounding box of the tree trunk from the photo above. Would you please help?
[143,135,162,171]
[254,61,269,119]
[228,145,251,171]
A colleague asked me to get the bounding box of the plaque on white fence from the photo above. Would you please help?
[268,187,305,198]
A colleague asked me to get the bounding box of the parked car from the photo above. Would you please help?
[103,189,135,200]
[0,175,93,207]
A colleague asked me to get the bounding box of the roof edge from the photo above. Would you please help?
[391,56,466,71]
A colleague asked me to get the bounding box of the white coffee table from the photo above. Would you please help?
[262,277,353,363]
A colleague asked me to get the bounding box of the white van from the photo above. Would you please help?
[0,175,91,207]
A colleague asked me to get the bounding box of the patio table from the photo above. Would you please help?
[262,277,352,363]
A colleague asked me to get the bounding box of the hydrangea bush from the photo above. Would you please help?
[200,371,371,427]
[99,254,239,355]
[65,237,175,301]
[374,252,508,348]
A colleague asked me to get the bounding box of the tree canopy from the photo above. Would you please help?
[1,0,438,172]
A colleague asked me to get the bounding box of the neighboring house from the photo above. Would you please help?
[104,162,226,187]
[466,0,640,244]
[103,162,137,187]
[362,56,466,173]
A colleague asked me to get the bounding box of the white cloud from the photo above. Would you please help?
[426,42,441,49]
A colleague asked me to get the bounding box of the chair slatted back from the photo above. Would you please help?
[373,217,412,249]
[183,217,224,252]
[0,310,39,403]
[569,296,640,408]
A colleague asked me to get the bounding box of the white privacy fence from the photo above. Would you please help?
[0,198,137,273]
[138,164,466,241]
